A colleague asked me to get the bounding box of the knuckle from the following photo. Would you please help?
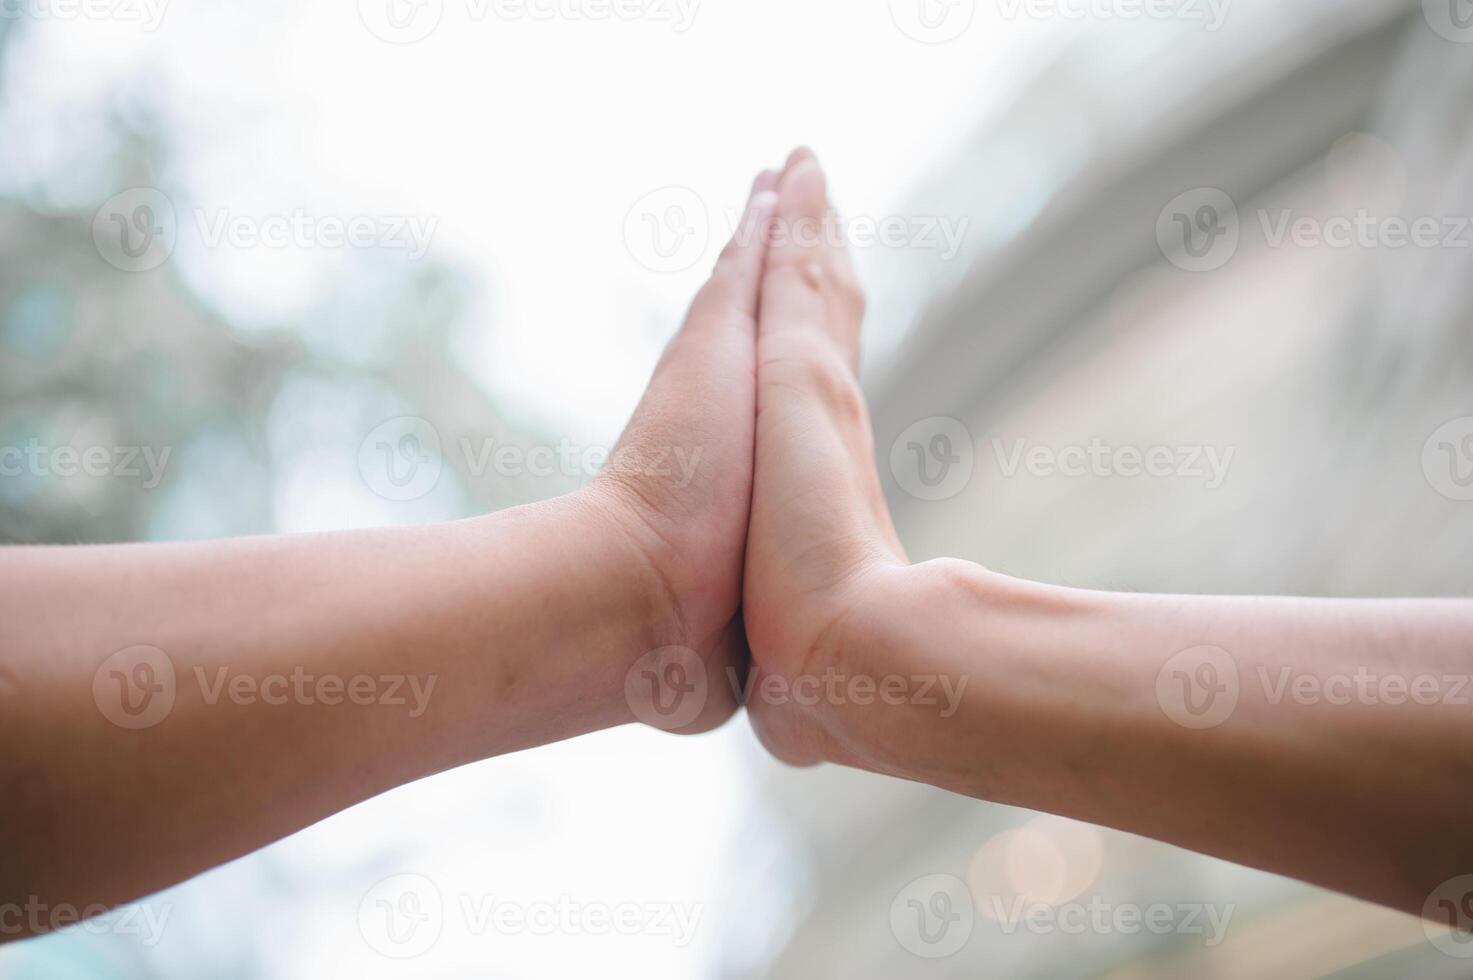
[796,258,829,294]
[771,258,867,321]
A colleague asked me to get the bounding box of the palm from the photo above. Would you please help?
[743,150,905,761]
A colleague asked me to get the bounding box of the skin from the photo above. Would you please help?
[0,172,782,940]
[743,148,1473,923]
[1,150,1470,942]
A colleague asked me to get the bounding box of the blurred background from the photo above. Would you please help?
[3,0,1473,976]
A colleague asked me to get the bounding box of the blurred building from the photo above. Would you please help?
[3,1,1472,978]
[744,4,1473,978]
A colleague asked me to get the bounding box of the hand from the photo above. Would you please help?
[740,152,1473,921]
[742,148,930,768]
[0,173,791,920]
[586,169,781,733]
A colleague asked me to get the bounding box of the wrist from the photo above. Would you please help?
[434,490,669,755]
[560,482,745,734]
[828,560,1117,800]
[896,562,1162,813]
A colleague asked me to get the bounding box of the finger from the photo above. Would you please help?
[754,152,904,566]
[761,151,865,371]
[685,172,781,326]
[613,174,779,493]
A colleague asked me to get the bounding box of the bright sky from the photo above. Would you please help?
[0,3,1051,976]
[2,0,1047,445]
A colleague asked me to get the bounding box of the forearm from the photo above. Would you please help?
[0,488,660,927]
[857,561,1473,916]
